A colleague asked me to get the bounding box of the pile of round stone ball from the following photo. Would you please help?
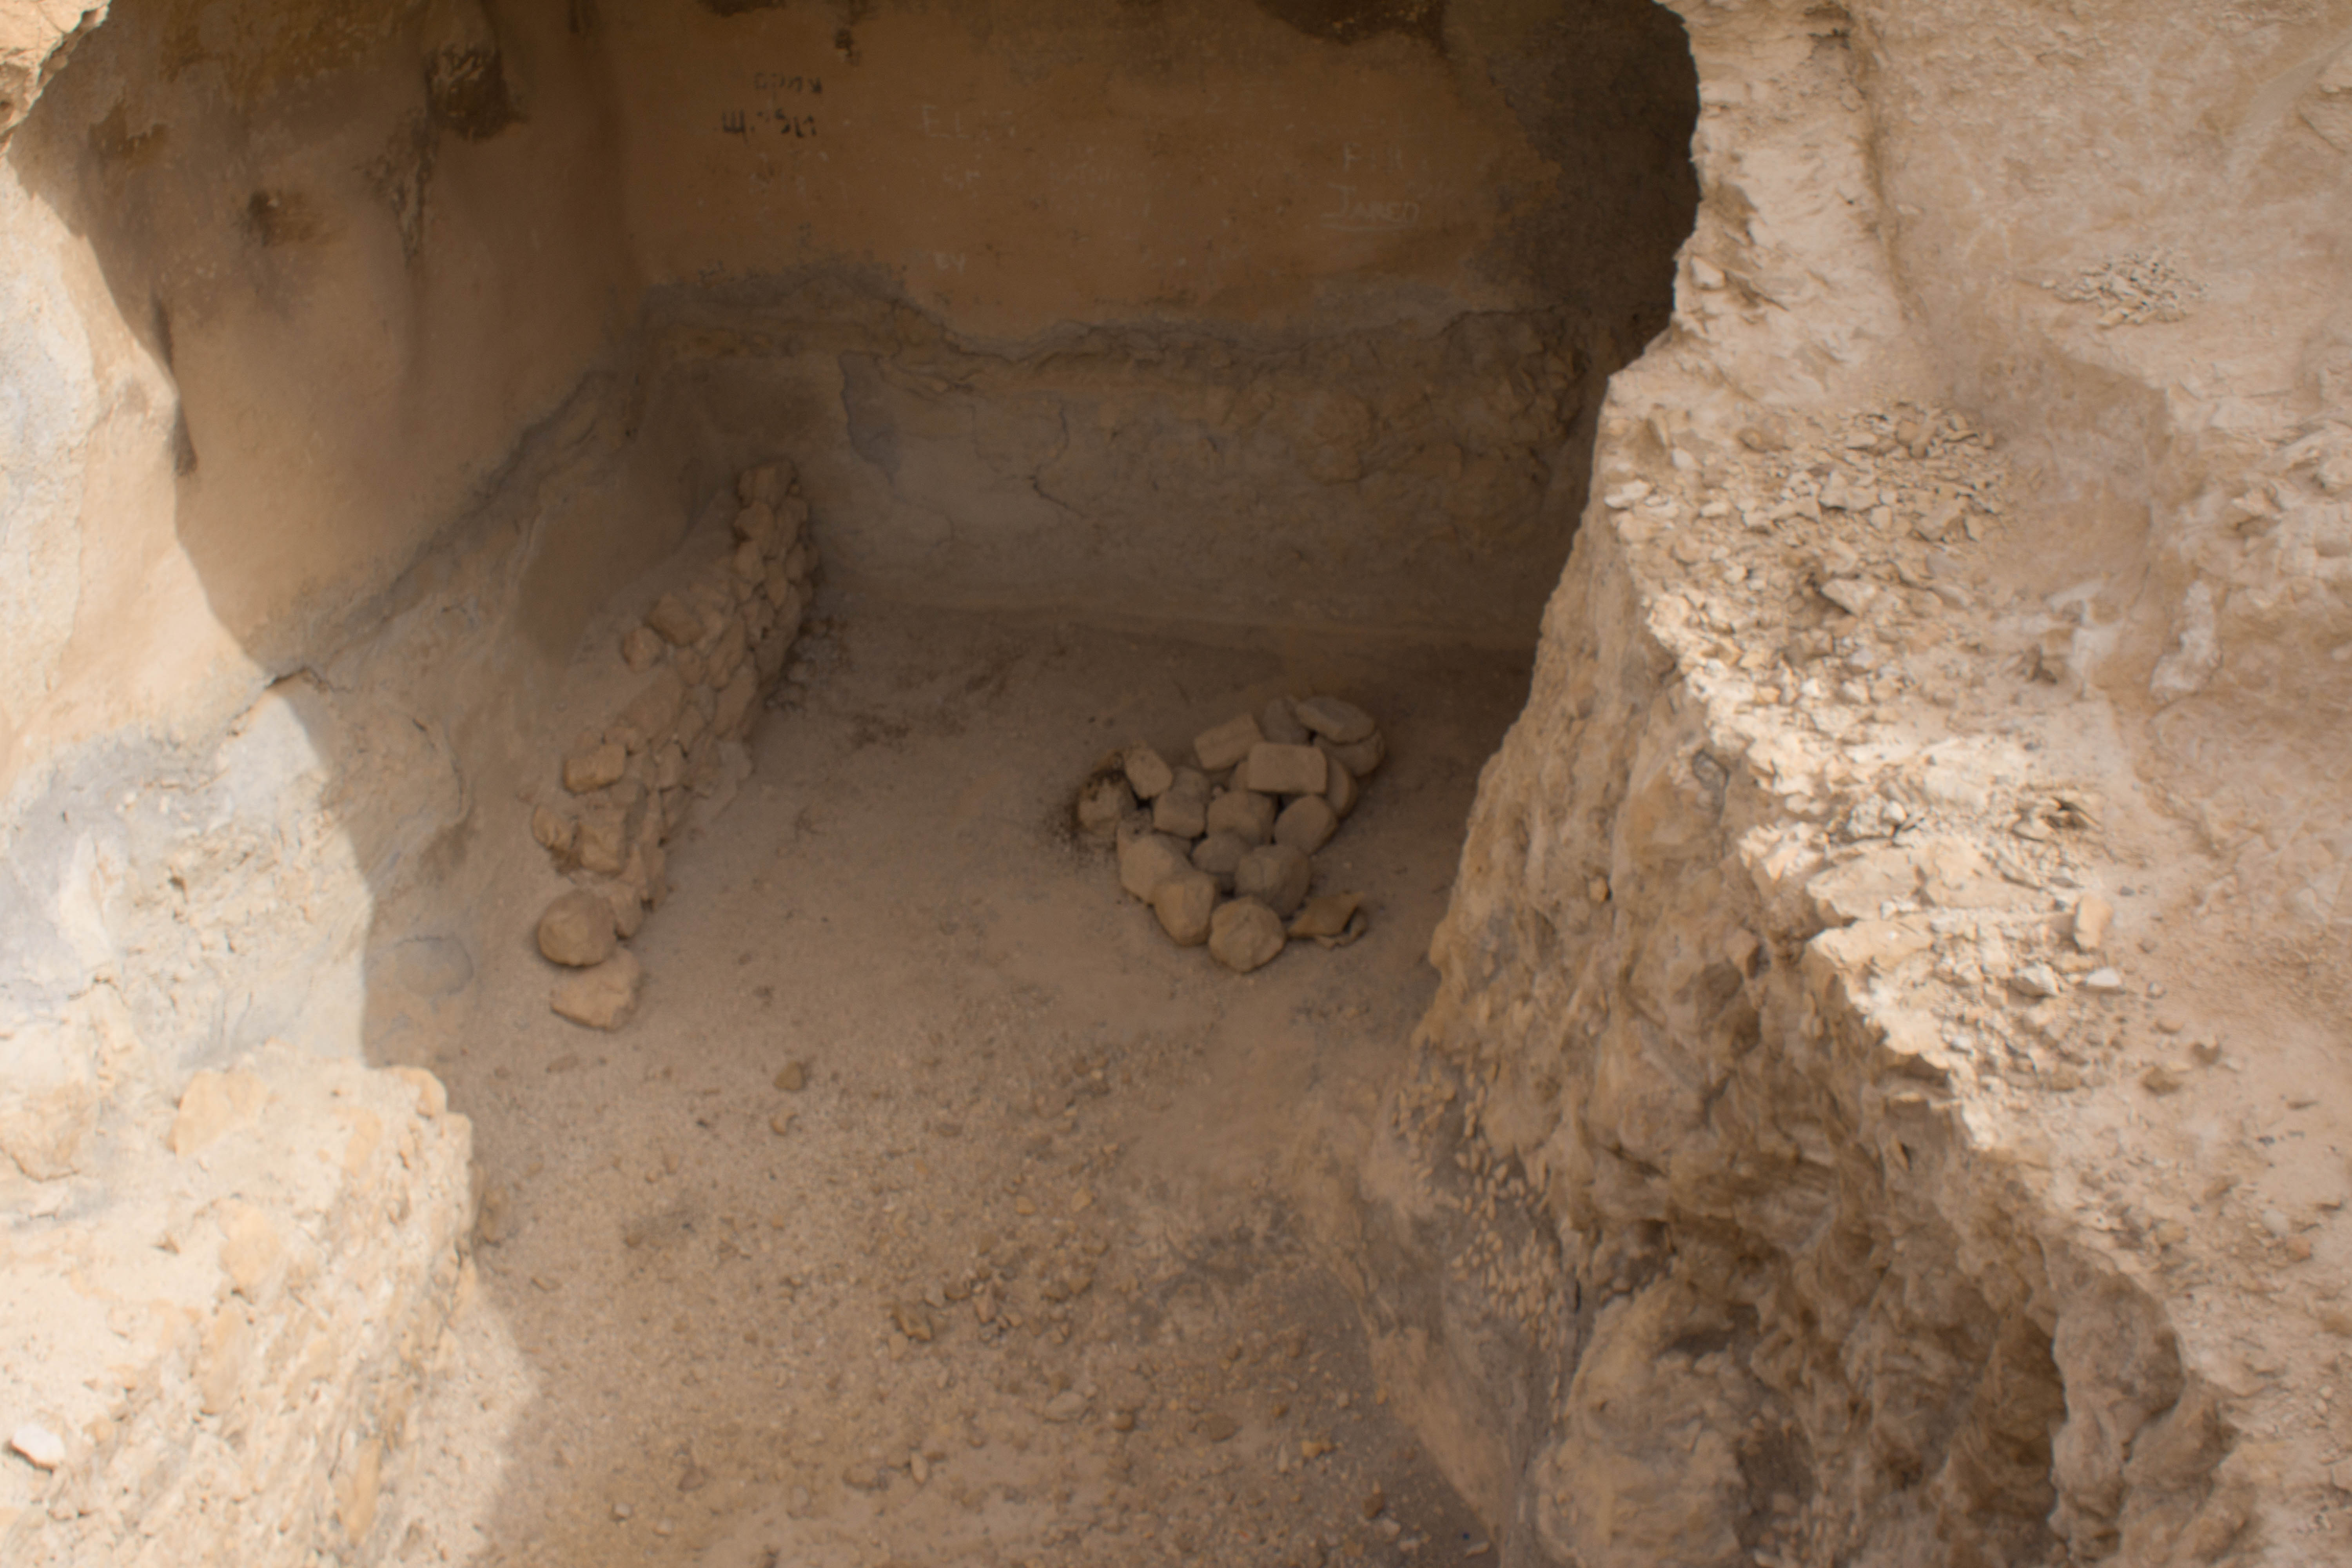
[1079,695,1383,973]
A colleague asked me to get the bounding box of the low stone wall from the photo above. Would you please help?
[524,461,817,1028]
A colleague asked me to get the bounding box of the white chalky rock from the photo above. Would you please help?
[2007,964,2063,1000]
[2072,894,2115,951]
[10,1422,65,1470]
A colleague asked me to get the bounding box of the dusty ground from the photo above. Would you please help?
[383,602,1533,1566]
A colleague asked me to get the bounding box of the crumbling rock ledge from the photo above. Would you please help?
[1341,2,2352,1565]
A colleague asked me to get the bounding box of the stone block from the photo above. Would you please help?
[708,617,750,689]
[1325,754,1360,819]
[714,666,759,736]
[755,621,793,683]
[1209,900,1285,974]
[2072,894,2114,951]
[1288,892,1363,939]
[1234,843,1312,917]
[1244,742,1327,796]
[1078,775,1137,841]
[1261,697,1310,744]
[1118,832,1194,901]
[217,1200,284,1301]
[575,803,637,877]
[647,593,706,647]
[618,670,686,752]
[1205,788,1276,845]
[739,463,789,505]
[1124,745,1176,801]
[537,890,618,967]
[0,1081,94,1179]
[531,805,578,859]
[1151,871,1219,947]
[605,882,646,940]
[563,739,627,794]
[1319,730,1386,778]
[1274,795,1339,856]
[734,501,779,549]
[551,952,645,1031]
[621,625,664,672]
[1153,769,1211,838]
[1295,695,1376,744]
[1194,713,1264,771]
[1192,831,1250,892]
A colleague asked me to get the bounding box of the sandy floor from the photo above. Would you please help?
[386,602,1534,1566]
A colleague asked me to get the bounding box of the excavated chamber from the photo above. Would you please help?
[0,1,1706,1563]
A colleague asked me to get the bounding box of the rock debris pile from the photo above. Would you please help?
[528,461,818,1028]
[1080,697,1385,973]
[2049,248,2205,328]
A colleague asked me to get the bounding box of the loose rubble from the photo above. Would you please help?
[2049,248,2205,327]
[1083,697,1380,971]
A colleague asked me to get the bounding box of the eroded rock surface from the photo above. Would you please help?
[1338,5,2352,1565]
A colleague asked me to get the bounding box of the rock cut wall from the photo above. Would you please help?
[612,0,1701,641]
[1350,2,2352,1564]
